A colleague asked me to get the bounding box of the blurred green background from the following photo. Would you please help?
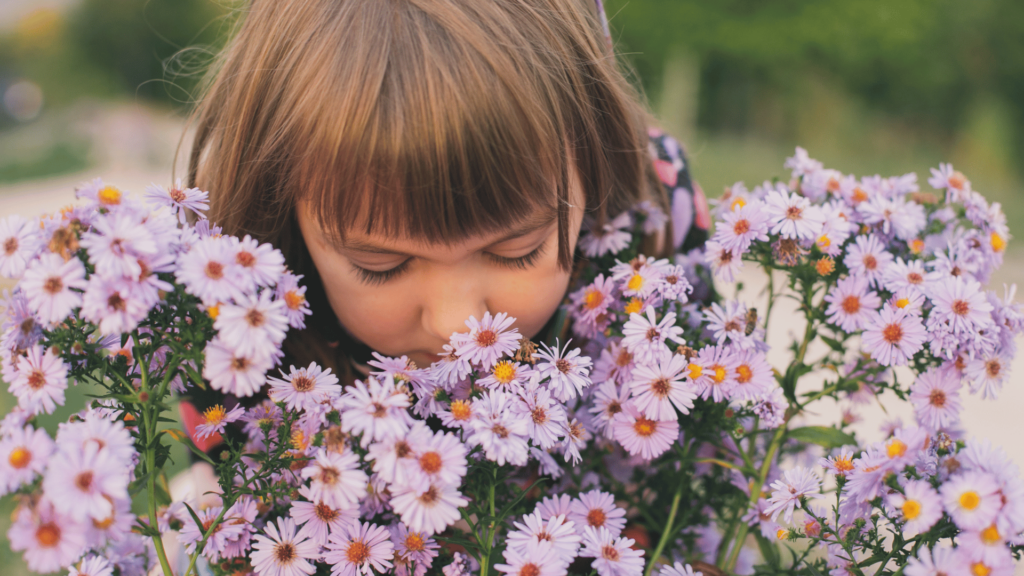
[1,0,1023,574]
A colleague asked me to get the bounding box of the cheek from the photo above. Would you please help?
[483,256,571,342]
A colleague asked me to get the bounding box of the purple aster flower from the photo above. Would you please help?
[824,275,882,333]
[20,253,87,326]
[144,180,209,223]
[843,234,893,288]
[629,353,695,421]
[714,202,770,253]
[453,311,521,370]
[0,215,40,279]
[909,368,963,431]
[764,189,825,241]
[927,276,995,335]
[862,304,927,366]
[765,466,820,523]
[579,211,632,258]
[534,340,592,402]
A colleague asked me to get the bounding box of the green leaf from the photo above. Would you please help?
[167,429,217,466]
[788,426,856,448]
[820,335,846,353]
[182,501,204,531]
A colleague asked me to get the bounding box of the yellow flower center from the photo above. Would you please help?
[895,298,910,309]
[972,562,991,576]
[207,304,220,320]
[405,533,426,551]
[991,232,1006,253]
[817,234,831,248]
[901,499,921,520]
[712,365,727,384]
[97,186,122,206]
[981,524,1001,544]
[450,400,472,421]
[776,529,789,540]
[8,447,31,469]
[731,197,747,210]
[627,274,645,292]
[203,405,227,425]
[492,361,517,384]
[736,365,753,384]
[886,439,907,459]
[959,490,981,510]
[910,238,925,254]
[688,363,702,379]
[584,288,605,310]
[624,298,643,315]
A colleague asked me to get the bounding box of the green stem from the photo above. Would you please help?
[763,268,776,337]
[182,501,234,576]
[480,466,498,576]
[724,423,787,572]
[143,402,175,576]
[643,475,687,576]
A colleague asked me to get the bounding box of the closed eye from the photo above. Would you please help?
[486,242,545,270]
[351,259,411,285]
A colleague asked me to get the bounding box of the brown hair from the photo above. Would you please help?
[185,0,666,372]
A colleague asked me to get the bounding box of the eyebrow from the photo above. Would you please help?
[336,212,558,256]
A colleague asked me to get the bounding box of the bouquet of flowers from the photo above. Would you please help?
[1,148,1022,576]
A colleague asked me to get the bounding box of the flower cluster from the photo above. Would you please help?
[2,148,1024,576]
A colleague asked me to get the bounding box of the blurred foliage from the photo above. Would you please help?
[606,0,1024,156]
[0,0,230,115]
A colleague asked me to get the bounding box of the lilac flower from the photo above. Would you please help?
[964,350,1010,399]
[337,375,412,446]
[630,353,695,420]
[579,526,645,576]
[507,511,581,565]
[658,265,693,302]
[611,403,678,460]
[940,471,1002,531]
[569,490,627,537]
[269,362,340,412]
[80,212,157,280]
[80,275,151,336]
[534,340,592,402]
[731,348,775,401]
[579,211,632,258]
[752,387,787,428]
[390,481,468,536]
[324,522,395,576]
[144,180,209,223]
[927,276,995,336]
[570,274,616,324]
[0,425,54,495]
[659,563,703,576]
[215,289,289,357]
[690,344,738,403]
[20,253,87,326]
[230,235,286,291]
[275,271,311,329]
[765,467,820,523]
[714,202,770,253]
[453,311,521,370]
[203,337,274,397]
[0,215,39,279]
[909,368,962,431]
[301,449,368,510]
[763,189,825,241]
[390,523,440,576]
[7,499,87,573]
[589,380,632,439]
[703,301,762,349]
[175,235,244,305]
[928,163,971,201]
[9,345,68,415]
[621,308,684,365]
[514,386,566,450]
[194,404,245,440]
[494,542,565,576]
[43,442,128,522]
[843,235,893,288]
[861,304,927,366]
[704,239,743,282]
[250,517,319,576]
[468,390,529,466]
[888,480,943,535]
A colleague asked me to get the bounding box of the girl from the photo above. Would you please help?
[182,0,709,415]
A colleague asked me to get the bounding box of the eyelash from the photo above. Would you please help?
[351,243,546,285]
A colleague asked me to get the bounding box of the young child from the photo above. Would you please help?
[182,0,709,419]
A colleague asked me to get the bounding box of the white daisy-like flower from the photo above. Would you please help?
[909,368,962,431]
[629,353,696,421]
[275,271,312,329]
[569,490,627,537]
[714,202,770,253]
[0,425,54,495]
[823,275,881,333]
[659,562,703,576]
[0,215,39,279]
[940,471,1002,531]
[80,275,151,336]
[730,348,775,401]
[534,340,592,402]
[843,235,894,288]
[495,541,567,576]
[704,239,744,282]
[269,362,339,412]
[203,337,274,398]
[215,289,289,357]
[884,257,932,293]
[763,189,825,241]
[407,428,468,489]
[927,276,995,336]
[56,410,135,463]
[301,449,369,510]
[515,385,567,450]
[887,480,943,535]
[251,517,319,576]
[507,511,581,565]
[337,374,413,446]
[453,311,522,370]
[964,350,1011,400]
[80,211,157,280]
[468,390,530,466]
[20,253,87,326]
[144,180,210,223]
[765,467,820,523]
[861,304,927,367]
[70,555,114,576]
[194,404,245,440]
[390,523,439,576]
[579,526,645,576]
[390,481,468,535]
[175,235,244,305]
[230,234,286,290]
[621,307,684,365]
[476,359,533,394]
[611,403,678,460]
[7,499,87,573]
[43,442,128,522]
[589,379,633,439]
[9,344,68,415]
[579,211,632,258]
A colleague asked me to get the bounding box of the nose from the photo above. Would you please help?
[418,266,489,347]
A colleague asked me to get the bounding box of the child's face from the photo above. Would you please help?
[297,180,585,370]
